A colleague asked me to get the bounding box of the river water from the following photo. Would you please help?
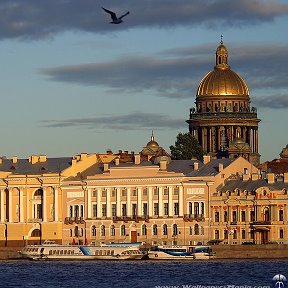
[0,259,287,288]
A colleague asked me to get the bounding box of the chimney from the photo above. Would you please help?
[72,158,77,166]
[134,154,141,165]
[242,174,250,181]
[39,155,47,162]
[194,162,199,170]
[160,160,167,171]
[30,155,39,164]
[115,157,120,166]
[219,162,224,172]
[251,173,259,181]
[80,153,87,160]
[103,163,109,172]
[12,156,17,164]
[284,172,288,183]
[203,155,211,164]
[267,173,275,184]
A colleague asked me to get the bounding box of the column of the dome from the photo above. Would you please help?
[255,129,258,153]
[217,127,221,152]
[208,127,212,153]
[211,127,216,152]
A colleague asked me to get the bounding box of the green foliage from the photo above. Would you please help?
[169,132,204,161]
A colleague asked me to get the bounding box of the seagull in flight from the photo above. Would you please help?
[102,7,130,24]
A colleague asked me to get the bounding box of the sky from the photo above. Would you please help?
[0,0,288,162]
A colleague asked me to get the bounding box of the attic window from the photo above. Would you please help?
[10,166,16,170]
[41,167,46,171]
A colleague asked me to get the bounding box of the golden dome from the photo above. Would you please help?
[146,131,159,148]
[196,41,249,97]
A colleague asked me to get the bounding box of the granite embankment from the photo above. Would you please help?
[1,244,288,260]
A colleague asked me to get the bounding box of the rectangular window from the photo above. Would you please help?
[194,202,199,215]
[232,211,237,222]
[224,230,228,239]
[241,230,246,239]
[153,188,158,196]
[142,188,148,196]
[143,203,148,216]
[163,188,168,195]
[122,189,127,197]
[92,190,97,197]
[215,211,220,222]
[250,211,255,222]
[241,211,246,222]
[111,190,116,197]
[174,187,179,195]
[164,203,169,215]
[132,204,137,217]
[122,204,127,217]
[174,203,179,215]
[154,203,159,216]
[102,190,107,197]
[92,204,97,218]
[279,210,284,221]
[111,204,116,217]
[224,211,228,222]
[280,229,284,239]
[102,204,107,217]
[132,189,137,197]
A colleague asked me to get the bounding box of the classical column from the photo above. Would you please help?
[42,187,47,222]
[158,187,163,217]
[168,186,173,217]
[97,188,101,218]
[8,188,12,222]
[255,129,258,153]
[148,187,153,217]
[0,189,5,222]
[179,186,184,217]
[137,188,142,216]
[54,187,59,221]
[116,188,121,217]
[106,188,111,218]
[127,188,131,217]
[19,188,24,223]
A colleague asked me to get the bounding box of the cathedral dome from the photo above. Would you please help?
[196,41,249,97]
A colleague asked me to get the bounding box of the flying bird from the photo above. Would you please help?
[102,7,130,24]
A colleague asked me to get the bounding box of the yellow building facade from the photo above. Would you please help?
[2,140,278,247]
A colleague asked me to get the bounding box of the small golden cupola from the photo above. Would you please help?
[215,37,229,70]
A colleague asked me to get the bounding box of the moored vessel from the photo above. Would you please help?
[148,245,215,260]
[19,240,147,260]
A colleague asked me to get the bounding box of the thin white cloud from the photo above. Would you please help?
[41,111,186,130]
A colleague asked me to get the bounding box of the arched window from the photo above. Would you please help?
[152,224,158,236]
[110,225,115,236]
[121,225,126,236]
[70,229,73,237]
[189,226,193,235]
[142,225,147,236]
[34,189,43,197]
[194,224,199,235]
[100,225,105,237]
[31,229,41,237]
[163,224,168,236]
[172,224,178,236]
[264,208,270,222]
[91,225,96,237]
[80,228,84,237]
[215,229,219,240]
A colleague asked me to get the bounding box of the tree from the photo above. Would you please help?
[170,132,204,161]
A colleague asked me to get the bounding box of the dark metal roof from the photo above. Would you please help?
[188,158,235,177]
[0,157,72,175]
[219,179,288,192]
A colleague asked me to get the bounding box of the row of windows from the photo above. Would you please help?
[92,187,180,198]
[92,203,180,218]
[214,229,285,240]
[88,224,204,237]
[214,209,284,222]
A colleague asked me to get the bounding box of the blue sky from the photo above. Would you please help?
[0,0,288,162]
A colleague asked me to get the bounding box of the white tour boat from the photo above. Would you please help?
[19,240,147,260]
[148,245,215,260]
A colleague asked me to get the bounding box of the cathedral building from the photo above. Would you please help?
[187,40,261,166]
